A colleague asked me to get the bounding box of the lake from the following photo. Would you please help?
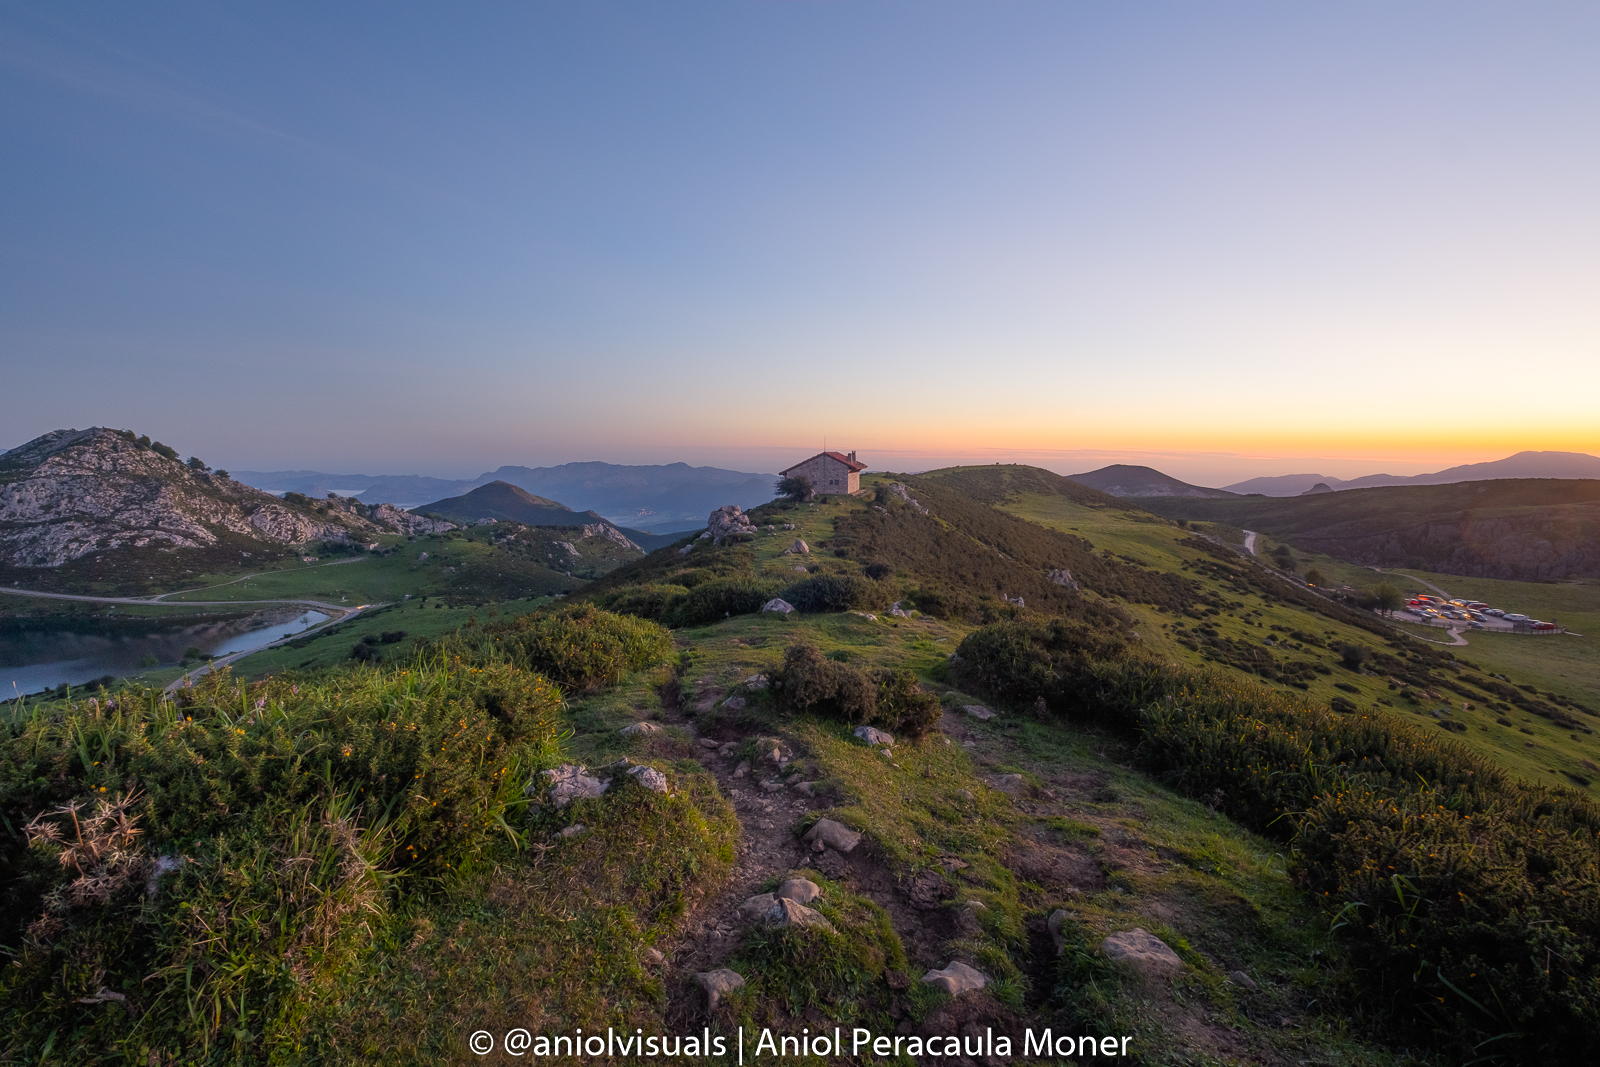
[0,608,331,697]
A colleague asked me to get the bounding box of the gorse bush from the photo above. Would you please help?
[952,617,1132,709]
[773,644,941,740]
[774,643,875,722]
[597,582,690,622]
[0,659,563,1065]
[952,621,1600,1064]
[442,604,674,691]
[779,573,875,613]
[659,577,780,629]
[870,668,942,740]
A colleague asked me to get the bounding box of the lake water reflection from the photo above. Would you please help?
[1,609,330,696]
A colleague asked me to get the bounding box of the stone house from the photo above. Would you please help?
[780,451,867,495]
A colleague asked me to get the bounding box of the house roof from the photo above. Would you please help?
[780,451,867,475]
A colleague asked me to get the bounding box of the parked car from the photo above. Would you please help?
[1485,608,1505,617]
[1533,623,1557,631]
[1505,614,1529,622]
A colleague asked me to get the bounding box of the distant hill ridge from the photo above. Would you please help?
[1223,450,1600,496]
[1136,477,1600,581]
[1067,464,1237,499]
[412,481,689,551]
[234,460,778,531]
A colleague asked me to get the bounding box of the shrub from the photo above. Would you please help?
[871,669,941,739]
[0,662,562,1060]
[660,578,779,628]
[780,574,874,613]
[863,561,894,580]
[905,585,972,621]
[951,617,1131,710]
[773,643,875,723]
[452,604,673,691]
[599,583,690,622]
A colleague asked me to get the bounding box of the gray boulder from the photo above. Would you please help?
[626,764,670,795]
[619,721,662,736]
[803,818,861,853]
[696,968,745,1009]
[707,505,758,546]
[963,705,994,721]
[1101,928,1184,978]
[737,892,777,920]
[854,725,894,746]
[921,961,987,995]
[541,765,609,807]
[1046,568,1078,589]
[1229,970,1259,992]
[743,674,769,690]
[764,896,836,933]
[722,696,747,711]
[777,878,822,904]
[761,598,795,614]
[791,539,810,554]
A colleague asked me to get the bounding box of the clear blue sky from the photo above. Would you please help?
[3,2,1597,483]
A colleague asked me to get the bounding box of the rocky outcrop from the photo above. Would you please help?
[1046,568,1078,589]
[0,427,400,568]
[580,522,642,551]
[706,505,758,545]
[371,503,456,536]
[885,483,929,514]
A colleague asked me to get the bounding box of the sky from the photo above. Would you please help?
[2,2,1598,487]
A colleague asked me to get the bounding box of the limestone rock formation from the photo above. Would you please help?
[921,961,987,995]
[540,765,609,807]
[706,505,758,545]
[0,427,419,569]
[763,896,836,933]
[1046,568,1078,589]
[1101,928,1184,978]
[696,968,744,1009]
[777,878,822,904]
[803,818,862,853]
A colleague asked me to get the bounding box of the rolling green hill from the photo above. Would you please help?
[1131,478,1600,581]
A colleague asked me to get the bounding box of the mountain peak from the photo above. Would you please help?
[1068,464,1235,499]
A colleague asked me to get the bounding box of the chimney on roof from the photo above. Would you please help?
[848,451,856,462]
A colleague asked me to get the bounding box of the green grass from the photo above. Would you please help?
[649,609,1427,1065]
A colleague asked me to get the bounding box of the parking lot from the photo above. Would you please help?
[1394,595,1564,634]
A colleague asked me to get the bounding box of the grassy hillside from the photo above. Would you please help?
[1131,478,1600,581]
[7,468,1599,1065]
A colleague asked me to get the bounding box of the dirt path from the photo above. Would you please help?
[655,679,818,1021]
[1243,530,1257,556]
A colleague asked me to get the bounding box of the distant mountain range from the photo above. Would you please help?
[1222,451,1600,496]
[1067,464,1237,498]
[412,481,683,551]
[233,460,778,532]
